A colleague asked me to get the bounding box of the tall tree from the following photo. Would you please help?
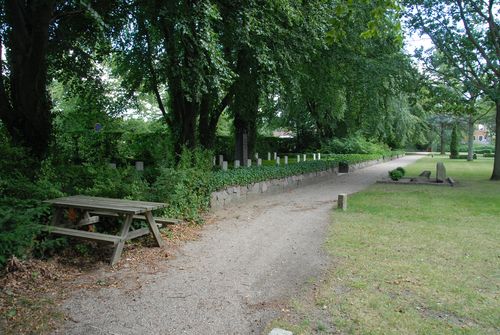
[0,1,55,158]
[405,0,500,179]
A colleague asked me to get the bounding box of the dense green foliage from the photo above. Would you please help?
[449,125,459,159]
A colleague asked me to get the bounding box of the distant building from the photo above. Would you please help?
[272,130,294,138]
[464,124,491,144]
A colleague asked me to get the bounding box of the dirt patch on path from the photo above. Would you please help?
[55,156,421,335]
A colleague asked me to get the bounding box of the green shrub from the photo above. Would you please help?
[388,169,404,181]
[152,148,213,223]
[76,164,150,200]
[396,167,406,176]
[484,153,495,158]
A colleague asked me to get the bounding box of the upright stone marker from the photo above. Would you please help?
[135,161,144,171]
[247,159,252,167]
[276,157,280,165]
[222,161,228,171]
[338,193,347,211]
[318,153,321,160]
[273,152,277,160]
[284,156,288,165]
[303,154,307,161]
[313,153,317,160]
[297,154,300,162]
[213,156,216,166]
[257,158,262,166]
[268,152,271,160]
[219,155,224,166]
[255,152,259,159]
[436,162,446,183]
[234,160,240,168]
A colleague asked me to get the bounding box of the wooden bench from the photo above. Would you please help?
[43,195,177,265]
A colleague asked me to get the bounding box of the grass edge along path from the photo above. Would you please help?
[268,156,499,335]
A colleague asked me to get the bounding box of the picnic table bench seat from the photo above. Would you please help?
[43,195,178,265]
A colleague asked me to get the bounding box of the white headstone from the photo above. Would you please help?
[135,161,144,171]
[313,153,316,160]
[273,152,277,160]
[303,154,307,161]
[255,152,259,159]
[234,160,240,168]
[267,152,271,160]
[318,153,321,160]
[257,158,262,166]
[222,161,228,171]
[213,156,216,166]
[284,156,288,165]
[297,154,300,162]
[276,157,280,165]
[247,159,252,167]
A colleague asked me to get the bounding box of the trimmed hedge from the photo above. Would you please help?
[212,152,403,189]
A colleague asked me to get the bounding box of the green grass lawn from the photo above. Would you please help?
[269,156,499,334]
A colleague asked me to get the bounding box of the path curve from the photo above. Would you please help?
[57,155,421,335]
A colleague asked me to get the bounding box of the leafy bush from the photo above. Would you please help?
[484,153,495,158]
[321,133,390,155]
[396,167,406,176]
[388,169,404,181]
[152,148,213,223]
[76,164,150,200]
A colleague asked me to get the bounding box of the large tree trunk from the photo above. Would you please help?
[491,99,500,180]
[467,115,474,161]
[440,122,446,155]
[0,1,55,158]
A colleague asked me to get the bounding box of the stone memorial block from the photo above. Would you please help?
[255,152,259,159]
[303,154,307,161]
[212,156,216,166]
[313,153,316,160]
[273,152,277,160]
[318,153,321,160]
[284,156,288,165]
[338,193,347,211]
[436,162,446,183]
[297,154,300,162]
[234,160,240,168]
[247,159,252,167]
[222,161,228,171]
[257,158,262,166]
[267,152,271,160]
[276,157,280,165]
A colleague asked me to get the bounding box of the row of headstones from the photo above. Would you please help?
[214,152,322,171]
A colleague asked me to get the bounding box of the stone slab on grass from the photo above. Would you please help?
[269,328,293,335]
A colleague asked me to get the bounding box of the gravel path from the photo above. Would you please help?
[57,155,421,335]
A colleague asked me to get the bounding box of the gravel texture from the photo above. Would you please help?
[55,155,421,335]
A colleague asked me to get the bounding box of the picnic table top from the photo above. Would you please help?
[44,195,167,214]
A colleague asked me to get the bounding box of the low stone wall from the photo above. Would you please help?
[209,154,403,209]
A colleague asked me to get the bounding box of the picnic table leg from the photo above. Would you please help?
[110,214,133,266]
[144,211,165,247]
[51,208,64,226]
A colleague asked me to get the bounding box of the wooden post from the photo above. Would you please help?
[338,194,347,211]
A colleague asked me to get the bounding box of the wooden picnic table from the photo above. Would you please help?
[43,195,168,265]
